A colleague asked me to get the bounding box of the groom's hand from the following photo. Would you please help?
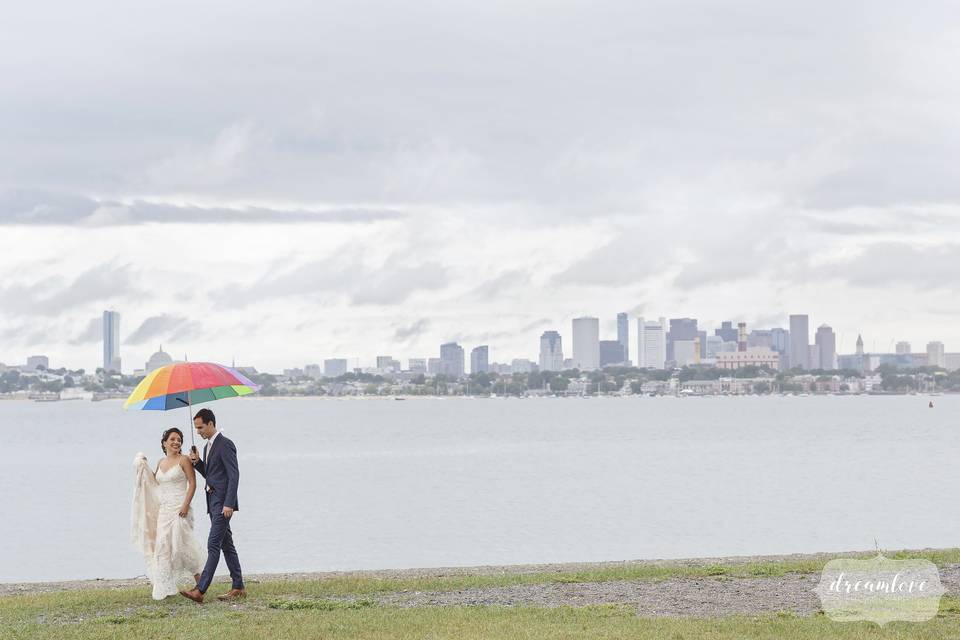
[189,446,199,464]
[222,506,234,518]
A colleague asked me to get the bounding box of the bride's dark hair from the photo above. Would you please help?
[161,428,184,454]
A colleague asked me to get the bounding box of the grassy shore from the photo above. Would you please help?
[4,549,959,639]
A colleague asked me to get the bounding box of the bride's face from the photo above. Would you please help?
[165,432,182,454]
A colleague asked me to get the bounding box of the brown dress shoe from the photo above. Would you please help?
[179,588,204,604]
[217,588,247,601]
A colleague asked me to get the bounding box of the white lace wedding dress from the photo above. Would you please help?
[131,453,205,599]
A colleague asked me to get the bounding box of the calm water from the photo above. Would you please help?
[1,395,955,583]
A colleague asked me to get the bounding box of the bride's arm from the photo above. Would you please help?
[179,455,197,517]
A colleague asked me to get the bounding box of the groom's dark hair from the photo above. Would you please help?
[194,408,216,426]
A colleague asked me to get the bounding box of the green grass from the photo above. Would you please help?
[2,549,958,639]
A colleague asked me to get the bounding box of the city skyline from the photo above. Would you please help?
[1,306,952,375]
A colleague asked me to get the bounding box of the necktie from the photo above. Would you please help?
[203,442,211,493]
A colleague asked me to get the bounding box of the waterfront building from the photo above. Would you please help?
[927,341,946,368]
[637,317,667,369]
[103,310,121,373]
[539,331,563,371]
[324,358,348,377]
[440,342,465,378]
[944,353,960,371]
[815,325,837,370]
[470,345,489,374]
[715,347,780,370]
[599,340,626,367]
[616,312,629,364]
[145,346,173,373]
[427,357,441,375]
[571,317,600,371]
[789,314,809,369]
[667,318,698,363]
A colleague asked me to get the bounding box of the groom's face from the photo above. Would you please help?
[194,417,215,439]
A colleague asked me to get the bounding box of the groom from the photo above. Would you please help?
[180,408,245,603]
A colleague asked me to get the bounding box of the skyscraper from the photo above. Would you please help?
[571,317,600,371]
[895,341,911,355]
[539,331,563,371]
[856,335,865,355]
[715,321,738,343]
[770,328,790,369]
[102,310,121,373]
[440,342,465,378]
[470,345,489,374]
[927,341,946,368]
[637,317,667,369]
[667,318,698,363]
[616,312,629,364]
[599,340,626,367]
[815,324,837,370]
[789,315,810,370]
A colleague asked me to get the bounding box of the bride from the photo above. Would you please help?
[131,428,206,599]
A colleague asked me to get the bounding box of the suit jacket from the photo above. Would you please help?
[194,433,240,514]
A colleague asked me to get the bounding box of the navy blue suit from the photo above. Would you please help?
[193,432,243,593]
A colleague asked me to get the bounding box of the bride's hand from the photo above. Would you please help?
[178,505,189,518]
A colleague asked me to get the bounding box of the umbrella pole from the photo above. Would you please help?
[188,394,195,448]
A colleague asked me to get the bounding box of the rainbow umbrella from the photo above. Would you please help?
[124,362,259,446]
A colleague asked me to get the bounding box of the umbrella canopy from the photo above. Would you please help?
[124,362,260,411]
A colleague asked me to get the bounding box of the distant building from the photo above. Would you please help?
[748,329,773,349]
[770,328,790,369]
[408,358,427,373]
[376,356,401,373]
[705,335,724,358]
[599,340,627,367]
[715,321,739,343]
[815,325,837,370]
[427,358,441,375]
[637,317,667,369]
[673,339,700,367]
[944,353,960,371]
[145,346,173,373]
[439,342,465,378]
[304,364,322,379]
[927,341,946,368]
[715,348,780,370]
[616,312,629,364]
[808,345,820,370]
[789,315,809,369]
[25,355,49,371]
[470,345,489,374]
[895,341,911,355]
[511,358,535,373]
[562,358,575,370]
[857,335,865,355]
[571,317,600,371]
[539,331,563,371]
[667,318,698,363]
[103,310,121,373]
[324,358,348,377]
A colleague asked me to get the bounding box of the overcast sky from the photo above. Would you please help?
[2,1,959,371]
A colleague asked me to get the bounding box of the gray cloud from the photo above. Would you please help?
[394,319,431,342]
[69,317,102,345]
[818,242,960,290]
[126,314,201,346]
[0,263,137,316]
[220,253,450,307]
[0,190,403,226]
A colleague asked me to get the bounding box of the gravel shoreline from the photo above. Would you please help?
[4,549,957,618]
